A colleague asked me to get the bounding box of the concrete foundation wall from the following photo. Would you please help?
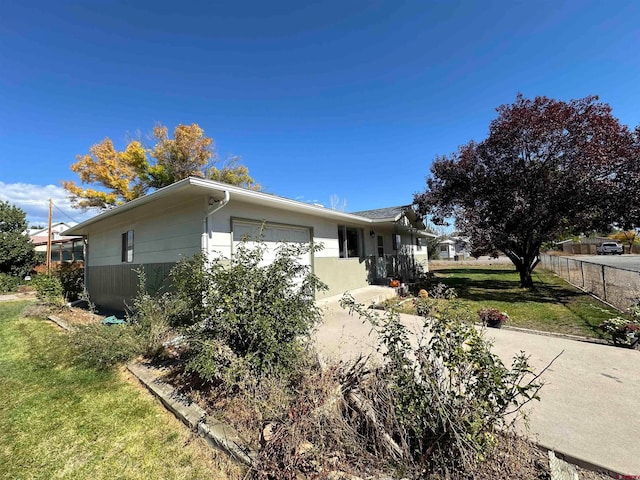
[314,256,370,299]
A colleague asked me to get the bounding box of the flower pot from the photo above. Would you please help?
[612,334,639,349]
[487,319,504,329]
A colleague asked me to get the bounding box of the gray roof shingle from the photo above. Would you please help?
[351,205,411,220]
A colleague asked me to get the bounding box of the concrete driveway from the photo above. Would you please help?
[314,287,640,476]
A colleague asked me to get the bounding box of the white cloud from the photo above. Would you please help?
[0,182,97,227]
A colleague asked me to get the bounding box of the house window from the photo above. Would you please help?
[121,230,134,263]
[416,238,423,251]
[392,234,401,251]
[440,244,448,252]
[338,226,362,258]
[377,235,384,257]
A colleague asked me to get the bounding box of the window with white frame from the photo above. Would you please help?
[121,230,134,263]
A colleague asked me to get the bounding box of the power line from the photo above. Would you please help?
[52,201,81,224]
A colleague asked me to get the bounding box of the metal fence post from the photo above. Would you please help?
[602,265,607,303]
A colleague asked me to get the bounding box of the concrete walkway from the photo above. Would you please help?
[314,287,640,476]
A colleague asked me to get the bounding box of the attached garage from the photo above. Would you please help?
[231,219,312,269]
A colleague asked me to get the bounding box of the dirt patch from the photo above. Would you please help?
[23,303,103,326]
[55,306,103,325]
[0,292,37,302]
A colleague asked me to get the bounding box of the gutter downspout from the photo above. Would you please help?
[202,190,230,255]
[83,236,89,299]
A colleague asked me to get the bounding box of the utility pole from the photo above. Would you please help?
[47,198,53,274]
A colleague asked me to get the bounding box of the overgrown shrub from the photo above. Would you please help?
[56,263,84,302]
[0,273,21,293]
[68,323,141,369]
[32,273,64,305]
[31,265,84,303]
[428,282,457,299]
[340,293,543,476]
[185,338,251,388]
[171,241,327,379]
[125,268,176,358]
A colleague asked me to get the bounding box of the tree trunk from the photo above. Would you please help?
[504,248,539,288]
[518,267,534,288]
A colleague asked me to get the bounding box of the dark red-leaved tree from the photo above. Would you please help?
[414,94,640,287]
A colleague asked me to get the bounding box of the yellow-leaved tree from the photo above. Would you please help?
[64,123,260,210]
[62,139,149,209]
[609,230,639,251]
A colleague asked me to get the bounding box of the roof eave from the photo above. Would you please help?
[65,177,380,235]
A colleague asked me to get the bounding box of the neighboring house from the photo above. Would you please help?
[28,222,84,263]
[438,236,469,260]
[28,222,73,245]
[65,177,436,312]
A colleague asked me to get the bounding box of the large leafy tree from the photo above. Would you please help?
[146,123,214,188]
[64,123,259,209]
[62,139,149,209]
[0,201,36,278]
[414,94,639,287]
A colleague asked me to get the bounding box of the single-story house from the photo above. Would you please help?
[29,222,84,264]
[65,177,435,312]
[438,236,469,260]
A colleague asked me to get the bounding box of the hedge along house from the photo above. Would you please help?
[65,177,434,312]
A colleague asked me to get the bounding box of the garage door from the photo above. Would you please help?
[231,220,312,268]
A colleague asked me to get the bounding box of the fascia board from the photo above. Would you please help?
[65,177,376,235]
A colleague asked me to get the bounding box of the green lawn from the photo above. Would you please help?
[428,265,619,338]
[0,301,235,480]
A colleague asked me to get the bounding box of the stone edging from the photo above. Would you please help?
[126,361,255,467]
[498,324,610,345]
[496,323,640,351]
[537,442,622,479]
[48,314,71,331]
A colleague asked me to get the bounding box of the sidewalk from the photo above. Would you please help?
[314,287,640,476]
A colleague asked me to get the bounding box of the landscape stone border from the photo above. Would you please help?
[540,443,620,479]
[126,361,256,467]
[498,324,611,346]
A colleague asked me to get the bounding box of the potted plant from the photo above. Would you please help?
[599,317,640,348]
[478,308,509,328]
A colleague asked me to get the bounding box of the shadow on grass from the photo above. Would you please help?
[432,267,610,337]
[435,273,582,305]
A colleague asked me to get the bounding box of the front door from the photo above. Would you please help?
[376,235,387,279]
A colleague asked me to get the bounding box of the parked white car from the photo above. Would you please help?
[596,242,623,255]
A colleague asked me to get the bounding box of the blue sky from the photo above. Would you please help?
[1,1,639,226]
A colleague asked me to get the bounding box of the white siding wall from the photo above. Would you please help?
[87,197,204,266]
[207,202,345,260]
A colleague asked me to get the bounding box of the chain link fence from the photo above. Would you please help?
[540,254,640,312]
